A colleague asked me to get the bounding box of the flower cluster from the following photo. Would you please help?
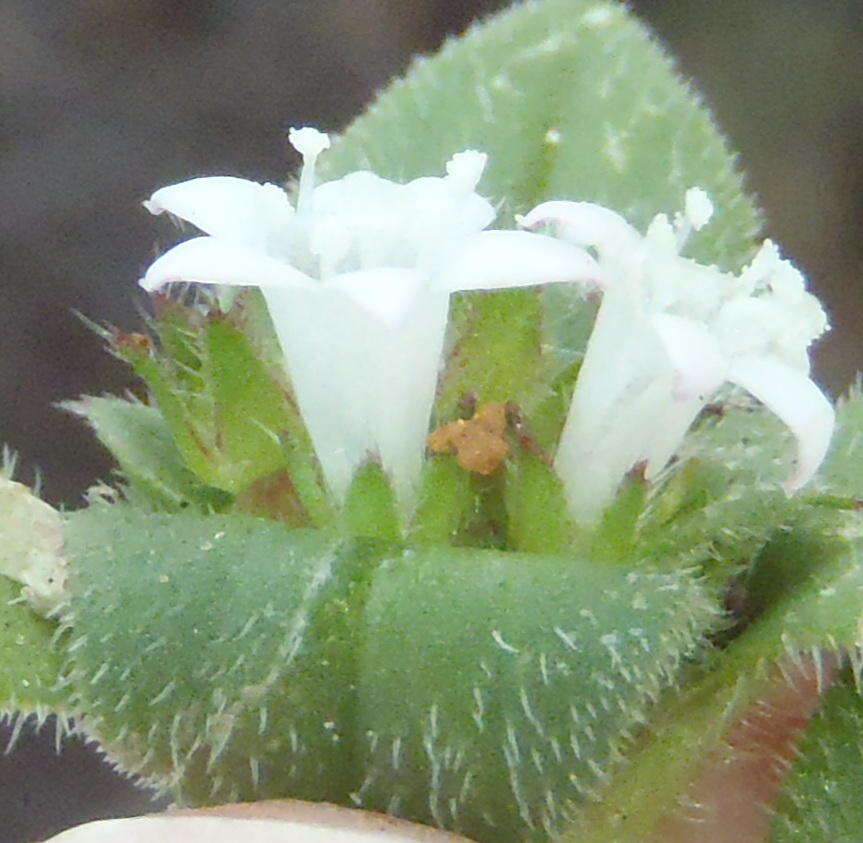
[142,129,596,509]
[141,130,833,524]
[520,192,834,522]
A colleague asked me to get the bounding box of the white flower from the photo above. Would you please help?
[141,128,598,510]
[520,189,835,524]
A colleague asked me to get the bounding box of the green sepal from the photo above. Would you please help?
[504,450,572,554]
[60,396,224,510]
[342,462,401,542]
[202,317,293,492]
[410,456,473,545]
[110,301,334,526]
[114,325,217,485]
[434,289,545,427]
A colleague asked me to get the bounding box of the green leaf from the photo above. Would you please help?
[61,396,215,509]
[323,0,760,388]
[323,0,758,264]
[354,542,718,840]
[771,672,863,842]
[60,506,365,805]
[0,576,64,716]
[641,404,796,578]
[60,506,718,839]
[743,511,863,659]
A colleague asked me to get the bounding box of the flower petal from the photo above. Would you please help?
[518,201,640,256]
[140,236,314,293]
[329,268,427,328]
[437,230,600,293]
[727,354,835,491]
[555,373,702,524]
[651,313,727,401]
[144,176,294,247]
[263,287,450,510]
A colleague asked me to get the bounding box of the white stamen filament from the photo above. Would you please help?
[289,127,330,214]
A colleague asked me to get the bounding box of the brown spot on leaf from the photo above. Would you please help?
[427,402,510,475]
[113,331,153,353]
[625,459,649,483]
[233,468,309,527]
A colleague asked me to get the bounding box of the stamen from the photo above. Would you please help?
[445,150,488,191]
[289,127,331,213]
[684,187,714,230]
[674,187,714,249]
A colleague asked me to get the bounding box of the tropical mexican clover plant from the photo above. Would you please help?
[2,1,862,840]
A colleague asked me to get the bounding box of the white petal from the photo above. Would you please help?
[329,268,427,328]
[403,174,496,248]
[727,354,835,491]
[140,236,314,293]
[651,313,727,401]
[263,287,449,510]
[144,177,294,246]
[645,212,677,252]
[555,370,702,524]
[437,230,600,293]
[518,201,639,256]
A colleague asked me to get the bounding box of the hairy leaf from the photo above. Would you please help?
[60,507,717,840]
[0,576,64,717]
[61,396,211,509]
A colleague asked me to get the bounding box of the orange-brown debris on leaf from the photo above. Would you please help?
[113,331,153,354]
[427,402,509,475]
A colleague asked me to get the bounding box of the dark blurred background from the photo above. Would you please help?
[1,0,860,839]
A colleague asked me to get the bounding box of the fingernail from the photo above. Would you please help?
[45,815,436,842]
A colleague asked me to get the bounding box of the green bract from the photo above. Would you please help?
[1,1,861,841]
